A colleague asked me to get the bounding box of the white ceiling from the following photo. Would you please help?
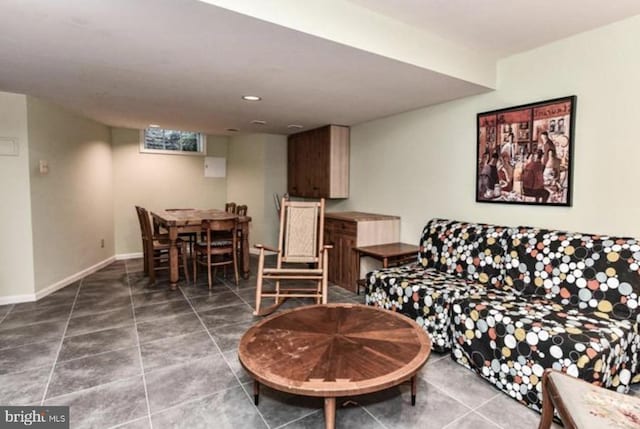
[0,0,639,135]
[351,0,640,57]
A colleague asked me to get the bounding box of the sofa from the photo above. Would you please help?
[365,218,640,413]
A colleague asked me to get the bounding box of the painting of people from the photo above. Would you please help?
[476,96,576,206]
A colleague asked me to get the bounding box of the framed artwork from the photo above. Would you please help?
[476,96,576,206]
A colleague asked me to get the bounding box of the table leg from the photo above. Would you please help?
[241,222,250,279]
[169,226,179,290]
[411,375,417,406]
[324,397,336,429]
[253,380,259,406]
[355,250,361,295]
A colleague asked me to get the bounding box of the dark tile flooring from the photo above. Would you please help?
[0,257,614,428]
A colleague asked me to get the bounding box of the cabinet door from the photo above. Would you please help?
[288,133,306,196]
[339,233,358,292]
[309,127,330,197]
[326,220,357,291]
[287,126,331,197]
[324,220,339,285]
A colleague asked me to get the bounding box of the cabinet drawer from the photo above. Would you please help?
[325,219,356,237]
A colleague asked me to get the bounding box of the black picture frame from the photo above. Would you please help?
[476,96,576,206]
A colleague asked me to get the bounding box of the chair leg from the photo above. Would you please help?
[232,247,239,286]
[148,245,156,284]
[181,242,190,284]
[538,371,555,429]
[254,250,265,316]
[192,250,197,284]
[321,249,329,304]
[207,251,212,290]
[142,244,149,275]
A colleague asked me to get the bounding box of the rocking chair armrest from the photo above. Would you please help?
[254,244,279,253]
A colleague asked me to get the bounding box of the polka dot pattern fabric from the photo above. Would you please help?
[451,287,640,412]
[365,265,482,351]
[419,219,510,288]
[364,218,640,416]
[504,227,640,322]
[365,219,510,352]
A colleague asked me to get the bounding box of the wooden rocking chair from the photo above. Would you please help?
[253,197,331,316]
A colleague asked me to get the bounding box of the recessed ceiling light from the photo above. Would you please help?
[242,95,262,101]
[251,120,267,125]
[226,128,239,132]
[149,124,160,128]
[287,124,303,129]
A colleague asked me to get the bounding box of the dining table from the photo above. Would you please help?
[151,208,252,290]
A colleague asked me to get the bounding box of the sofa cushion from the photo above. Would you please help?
[366,264,483,351]
[419,219,510,288]
[451,288,639,412]
[504,227,640,322]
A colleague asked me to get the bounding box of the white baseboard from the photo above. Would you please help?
[0,256,116,305]
[34,256,116,301]
[115,252,143,260]
[0,294,36,306]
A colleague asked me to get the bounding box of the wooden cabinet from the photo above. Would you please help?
[288,125,349,199]
[324,212,400,292]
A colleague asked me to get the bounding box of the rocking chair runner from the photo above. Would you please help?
[253,198,331,316]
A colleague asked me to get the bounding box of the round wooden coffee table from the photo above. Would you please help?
[238,303,431,429]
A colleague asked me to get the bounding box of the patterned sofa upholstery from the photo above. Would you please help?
[365,218,510,351]
[365,219,640,414]
[451,227,640,412]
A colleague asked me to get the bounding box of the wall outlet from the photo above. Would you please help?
[100,239,105,248]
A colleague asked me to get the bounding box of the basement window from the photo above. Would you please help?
[140,128,206,155]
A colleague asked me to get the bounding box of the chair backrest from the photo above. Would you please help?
[225,202,236,213]
[235,205,248,216]
[418,218,510,288]
[277,198,325,265]
[135,206,153,242]
[201,216,237,251]
[504,226,640,321]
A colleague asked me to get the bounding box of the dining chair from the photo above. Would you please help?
[135,206,190,284]
[193,216,239,289]
[538,369,640,429]
[225,202,236,213]
[253,197,331,316]
[234,205,248,257]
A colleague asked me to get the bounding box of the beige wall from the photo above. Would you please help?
[226,133,287,248]
[27,97,114,293]
[332,15,640,242]
[112,128,229,254]
[0,92,35,300]
[262,134,288,247]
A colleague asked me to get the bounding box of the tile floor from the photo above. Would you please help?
[1,257,631,428]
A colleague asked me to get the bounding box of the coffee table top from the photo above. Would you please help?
[238,304,431,397]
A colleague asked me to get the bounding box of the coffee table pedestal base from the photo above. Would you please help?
[324,397,336,429]
[253,376,420,428]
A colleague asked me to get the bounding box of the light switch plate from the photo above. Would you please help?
[0,137,19,156]
[39,160,49,175]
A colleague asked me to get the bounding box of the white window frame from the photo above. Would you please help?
[139,129,207,156]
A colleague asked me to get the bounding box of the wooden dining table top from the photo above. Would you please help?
[151,209,251,227]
